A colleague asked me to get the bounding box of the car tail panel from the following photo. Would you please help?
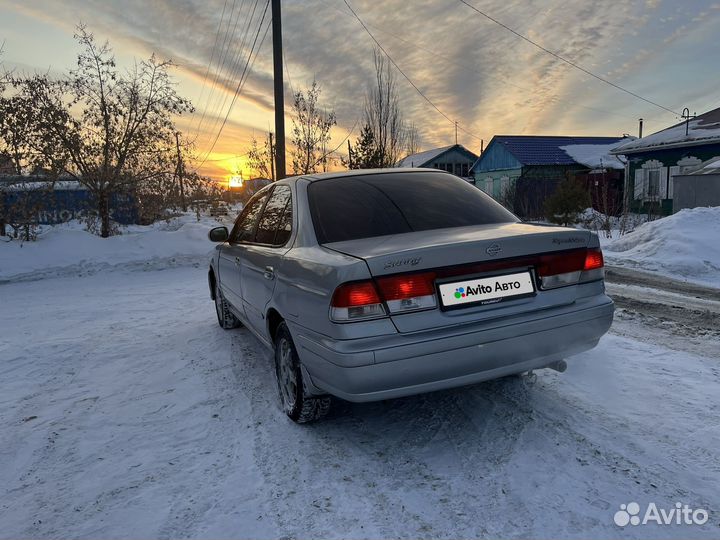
[323,222,603,333]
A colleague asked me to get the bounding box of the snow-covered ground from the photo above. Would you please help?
[603,207,720,288]
[1,208,719,538]
[0,213,233,283]
[1,265,718,539]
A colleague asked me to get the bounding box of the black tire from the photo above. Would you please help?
[274,322,331,423]
[215,283,241,329]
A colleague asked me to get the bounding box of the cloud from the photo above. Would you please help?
[3,0,720,178]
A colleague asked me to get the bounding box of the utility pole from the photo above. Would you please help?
[271,0,286,179]
[454,121,458,145]
[269,132,275,181]
[347,140,353,169]
[638,118,643,138]
[175,131,187,212]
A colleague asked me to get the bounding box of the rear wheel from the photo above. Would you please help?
[215,283,241,329]
[274,322,331,423]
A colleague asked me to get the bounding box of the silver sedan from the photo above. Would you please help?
[207,169,613,422]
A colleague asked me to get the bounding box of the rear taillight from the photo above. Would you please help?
[538,248,604,290]
[330,281,386,321]
[330,272,438,322]
[376,272,437,314]
[584,249,604,271]
[580,248,605,283]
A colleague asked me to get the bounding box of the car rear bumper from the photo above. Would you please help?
[291,295,614,402]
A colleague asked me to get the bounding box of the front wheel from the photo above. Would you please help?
[274,322,331,423]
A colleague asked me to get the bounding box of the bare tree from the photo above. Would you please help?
[290,80,336,176]
[404,122,421,158]
[8,26,192,237]
[364,49,405,167]
[0,90,37,175]
[246,133,273,179]
[0,49,9,236]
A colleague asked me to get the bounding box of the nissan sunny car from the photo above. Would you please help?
[207,169,614,422]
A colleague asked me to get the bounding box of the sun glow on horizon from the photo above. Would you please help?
[228,175,243,188]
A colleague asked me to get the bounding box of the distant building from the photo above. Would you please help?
[0,175,138,225]
[671,157,720,212]
[611,106,720,215]
[397,144,478,180]
[471,135,631,217]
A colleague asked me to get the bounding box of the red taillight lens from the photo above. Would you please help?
[584,249,604,270]
[331,281,381,307]
[538,248,605,290]
[330,273,438,321]
[536,249,587,277]
[376,272,437,313]
[376,272,436,301]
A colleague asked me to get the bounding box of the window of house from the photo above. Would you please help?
[647,169,660,198]
[484,178,493,195]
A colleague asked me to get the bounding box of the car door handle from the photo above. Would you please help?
[263,266,275,280]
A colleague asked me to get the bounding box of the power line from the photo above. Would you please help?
[342,0,482,143]
[283,49,294,99]
[458,0,681,116]
[197,0,262,146]
[317,118,360,165]
[202,152,250,163]
[191,0,232,140]
[315,0,659,126]
[197,0,271,168]
[191,0,229,114]
[197,0,245,138]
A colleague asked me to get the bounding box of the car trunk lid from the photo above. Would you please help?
[323,223,594,332]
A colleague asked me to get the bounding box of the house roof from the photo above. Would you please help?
[675,156,720,176]
[488,135,629,166]
[612,107,720,155]
[397,144,477,168]
[559,138,634,170]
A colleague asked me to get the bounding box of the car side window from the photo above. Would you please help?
[255,185,292,246]
[274,194,293,246]
[229,190,270,243]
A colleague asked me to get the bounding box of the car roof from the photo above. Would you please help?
[299,168,444,182]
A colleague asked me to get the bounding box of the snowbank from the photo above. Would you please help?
[0,214,232,282]
[604,207,720,287]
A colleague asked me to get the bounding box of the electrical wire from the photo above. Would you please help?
[198,0,263,146]
[191,0,233,140]
[342,0,483,143]
[315,0,660,126]
[197,0,271,168]
[458,0,681,116]
[198,0,244,135]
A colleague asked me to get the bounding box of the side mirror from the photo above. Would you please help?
[208,226,229,242]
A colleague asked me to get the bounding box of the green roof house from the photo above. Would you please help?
[611,106,720,215]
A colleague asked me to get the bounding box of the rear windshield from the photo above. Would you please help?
[307,172,519,244]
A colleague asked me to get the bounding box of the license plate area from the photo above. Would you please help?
[437,269,536,310]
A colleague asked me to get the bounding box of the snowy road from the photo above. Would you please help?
[1,266,719,539]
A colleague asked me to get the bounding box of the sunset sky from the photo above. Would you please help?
[2,0,719,182]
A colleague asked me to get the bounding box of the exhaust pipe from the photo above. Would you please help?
[546,360,567,373]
